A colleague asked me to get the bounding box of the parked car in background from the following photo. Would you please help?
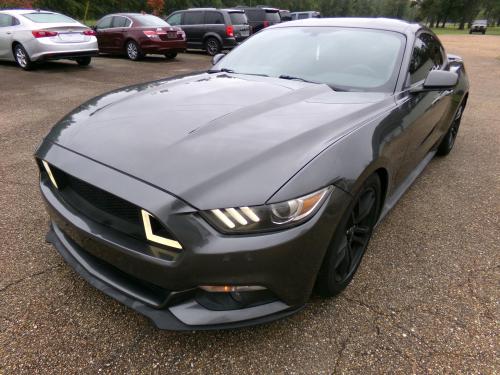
[165,8,250,56]
[94,13,186,60]
[469,19,487,34]
[290,11,321,20]
[0,9,98,70]
[235,6,281,33]
[279,10,292,22]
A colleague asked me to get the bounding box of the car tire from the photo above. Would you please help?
[126,40,142,61]
[316,174,382,296]
[469,30,472,34]
[482,30,486,34]
[13,44,34,71]
[164,51,177,59]
[76,57,92,66]
[437,103,465,156]
[204,37,221,56]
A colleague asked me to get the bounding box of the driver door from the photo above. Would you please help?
[394,32,451,186]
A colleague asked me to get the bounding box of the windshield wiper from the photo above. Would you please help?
[207,68,235,73]
[278,75,319,84]
[208,68,269,77]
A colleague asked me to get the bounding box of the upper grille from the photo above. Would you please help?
[40,162,178,246]
[64,173,140,225]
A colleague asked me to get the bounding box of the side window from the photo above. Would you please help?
[408,34,434,85]
[112,16,128,28]
[0,14,14,27]
[205,11,224,24]
[96,16,112,29]
[167,13,182,26]
[298,13,309,19]
[183,11,203,25]
[424,33,444,67]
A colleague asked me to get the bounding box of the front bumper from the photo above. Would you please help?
[37,142,350,329]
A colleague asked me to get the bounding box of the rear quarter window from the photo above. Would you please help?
[23,13,77,23]
[245,9,265,21]
[265,11,281,22]
[229,12,247,25]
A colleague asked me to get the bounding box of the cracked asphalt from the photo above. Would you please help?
[1,36,499,374]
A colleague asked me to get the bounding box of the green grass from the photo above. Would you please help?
[431,26,500,35]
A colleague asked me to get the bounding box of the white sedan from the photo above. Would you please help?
[0,9,98,70]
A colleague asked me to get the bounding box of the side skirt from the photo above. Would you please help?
[377,150,436,225]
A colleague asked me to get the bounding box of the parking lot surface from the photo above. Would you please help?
[1,37,499,374]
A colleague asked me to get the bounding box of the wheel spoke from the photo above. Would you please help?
[333,237,352,280]
[353,225,370,235]
[351,234,366,246]
[354,190,375,223]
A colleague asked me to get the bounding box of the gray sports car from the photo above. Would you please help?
[0,9,98,70]
[36,18,469,330]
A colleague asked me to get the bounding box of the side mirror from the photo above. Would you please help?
[411,70,458,93]
[212,53,225,65]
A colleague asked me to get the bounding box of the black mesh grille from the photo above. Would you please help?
[40,162,178,246]
[63,174,140,225]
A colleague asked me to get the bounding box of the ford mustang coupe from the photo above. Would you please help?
[36,18,469,330]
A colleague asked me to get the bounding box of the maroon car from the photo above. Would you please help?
[94,13,186,60]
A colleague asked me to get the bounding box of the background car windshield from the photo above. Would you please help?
[134,14,168,27]
[216,27,405,92]
[229,12,248,25]
[23,12,77,23]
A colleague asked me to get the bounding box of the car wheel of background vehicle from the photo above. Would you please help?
[205,37,221,56]
[437,103,465,156]
[469,30,472,34]
[13,44,34,71]
[76,57,92,66]
[164,51,177,59]
[316,174,381,296]
[482,31,486,34]
[126,40,142,61]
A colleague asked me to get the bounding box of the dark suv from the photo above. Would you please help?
[166,8,250,55]
[236,7,281,33]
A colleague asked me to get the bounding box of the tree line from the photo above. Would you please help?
[1,0,500,27]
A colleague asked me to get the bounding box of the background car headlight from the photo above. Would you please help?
[202,186,332,234]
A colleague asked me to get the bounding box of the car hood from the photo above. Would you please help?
[46,73,390,209]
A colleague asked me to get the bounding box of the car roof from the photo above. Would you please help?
[0,9,56,15]
[273,17,421,34]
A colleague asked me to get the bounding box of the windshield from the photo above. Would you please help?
[134,14,169,27]
[23,12,77,23]
[215,27,406,92]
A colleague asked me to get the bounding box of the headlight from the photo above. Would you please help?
[202,186,332,234]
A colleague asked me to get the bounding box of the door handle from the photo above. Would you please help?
[6,31,12,35]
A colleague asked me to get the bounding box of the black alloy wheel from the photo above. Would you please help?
[437,102,465,156]
[316,174,381,296]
